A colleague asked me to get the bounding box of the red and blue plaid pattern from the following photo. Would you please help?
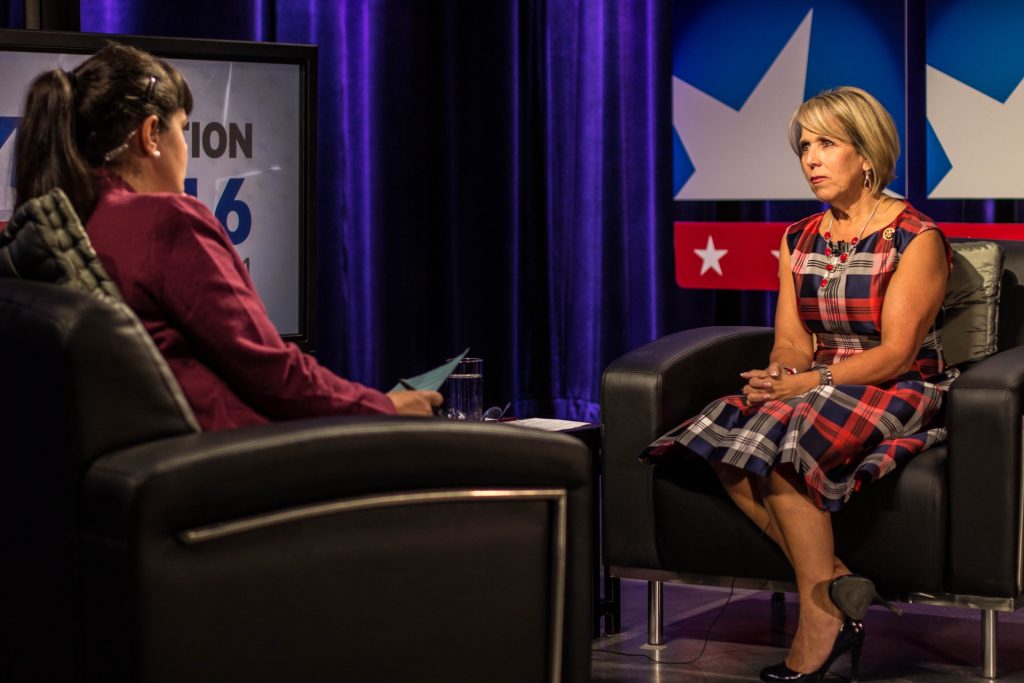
[645,205,955,511]
[788,205,951,379]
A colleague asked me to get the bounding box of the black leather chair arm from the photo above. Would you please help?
[80,416,593,682]
[83,416,591,541]
[600,326,774,568]
[947,346,1024,597]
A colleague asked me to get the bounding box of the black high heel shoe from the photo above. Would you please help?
[829,574,902,620]
[760,619,865,683]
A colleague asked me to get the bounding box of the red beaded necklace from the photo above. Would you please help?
[820,196,883,288]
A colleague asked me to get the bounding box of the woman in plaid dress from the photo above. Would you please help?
[646,87,952,682]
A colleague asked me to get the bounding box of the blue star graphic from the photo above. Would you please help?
[0,117,17,149]
[1,117,19,190]
[671,0,905,198]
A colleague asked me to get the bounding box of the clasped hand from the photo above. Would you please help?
[739,362,814,406]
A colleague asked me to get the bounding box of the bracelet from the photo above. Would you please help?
[783,366,800,375]
[817,366,834,386]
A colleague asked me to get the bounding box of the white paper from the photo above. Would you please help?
[505,418,592,432]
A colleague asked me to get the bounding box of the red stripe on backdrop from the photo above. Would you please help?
[942,223,1024,239]
[674,222,789,290]
[674,222,1024,291]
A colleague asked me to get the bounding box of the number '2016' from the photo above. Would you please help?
[184,177,252,245]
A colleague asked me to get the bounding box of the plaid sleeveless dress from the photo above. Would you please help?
[644,205,956,511]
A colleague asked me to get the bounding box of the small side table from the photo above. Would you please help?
[560,423,609,638]
[503,419,615,638]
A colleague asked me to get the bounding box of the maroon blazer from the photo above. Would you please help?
[86,171,395,430]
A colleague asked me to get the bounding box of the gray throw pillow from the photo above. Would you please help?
[943,241,1004,366]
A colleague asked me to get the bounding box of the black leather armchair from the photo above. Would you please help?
[0,193,592,682]
[601,239,1024,678]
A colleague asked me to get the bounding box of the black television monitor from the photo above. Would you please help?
[0,29,317,350]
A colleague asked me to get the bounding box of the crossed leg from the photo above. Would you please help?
[761,467,845,672]
[710,461,850,673]
[710,462,792,559]
[711,461,850,576]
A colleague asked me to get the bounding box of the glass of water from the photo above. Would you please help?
[446,357,483,421]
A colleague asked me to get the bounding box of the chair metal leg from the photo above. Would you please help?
[647,580,663,645]
[982,609,998,679]
[769,590,786,646]
[604,575,621,634]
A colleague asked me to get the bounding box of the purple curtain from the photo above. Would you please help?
[0,1,25,26]
[73,0,673,421]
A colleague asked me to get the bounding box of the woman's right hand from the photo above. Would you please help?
[739,363,776,406]
[739,362,817,405]
[387,389,444,416]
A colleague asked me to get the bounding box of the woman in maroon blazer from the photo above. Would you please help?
[14,43,441,430]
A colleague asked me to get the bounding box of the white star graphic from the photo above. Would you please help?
[695,235,728,276]
[927,66,1024,198]
[0,133,15,221]
[673,10,815,200]
[771,249,780,259]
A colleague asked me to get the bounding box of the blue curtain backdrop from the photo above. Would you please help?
[27,0,673,422]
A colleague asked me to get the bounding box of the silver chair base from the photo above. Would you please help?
[615,568,1011,679]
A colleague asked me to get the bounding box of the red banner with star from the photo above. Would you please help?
[675,221,1024,290]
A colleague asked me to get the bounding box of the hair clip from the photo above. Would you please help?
[144,75,157,102]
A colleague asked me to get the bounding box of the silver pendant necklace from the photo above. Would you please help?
[820,196,883,288]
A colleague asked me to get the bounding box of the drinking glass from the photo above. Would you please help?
[445,357,483,421]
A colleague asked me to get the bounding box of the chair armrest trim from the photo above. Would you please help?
[179,488,566,545]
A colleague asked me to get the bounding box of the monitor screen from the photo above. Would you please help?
[0,29,317,348]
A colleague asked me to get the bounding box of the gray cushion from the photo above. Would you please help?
[944,241,1004,366]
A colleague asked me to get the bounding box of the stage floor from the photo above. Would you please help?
[592,578,1024,681]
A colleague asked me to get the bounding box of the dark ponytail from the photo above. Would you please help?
[15,69,95,219]
[14,42,193,220]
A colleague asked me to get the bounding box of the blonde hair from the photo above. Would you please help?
[787,86,899,195]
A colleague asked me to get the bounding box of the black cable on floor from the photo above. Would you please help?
[593,576,741,666]
[596,520,781,665]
